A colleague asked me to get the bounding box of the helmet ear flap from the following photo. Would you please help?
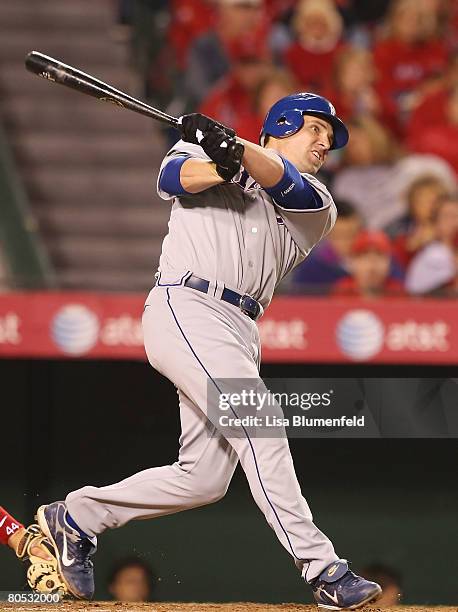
[267,108,305,140]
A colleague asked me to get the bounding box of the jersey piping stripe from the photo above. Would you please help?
[156,270,191,287]
[165,287,306,564]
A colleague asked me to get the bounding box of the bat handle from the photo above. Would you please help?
[169,117,180,128]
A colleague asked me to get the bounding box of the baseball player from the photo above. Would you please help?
[35,93,382,609]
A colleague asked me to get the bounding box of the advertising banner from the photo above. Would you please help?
[0,292,456,363]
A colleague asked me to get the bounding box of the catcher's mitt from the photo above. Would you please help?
[15,524,67,596]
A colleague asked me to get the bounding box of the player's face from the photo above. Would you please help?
[272,115,334,174]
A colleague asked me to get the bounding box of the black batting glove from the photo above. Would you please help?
[200,127,245,182]
[179,113,235,145]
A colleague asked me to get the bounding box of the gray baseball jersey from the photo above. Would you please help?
[66,141,339,583]
[157,141,337,308]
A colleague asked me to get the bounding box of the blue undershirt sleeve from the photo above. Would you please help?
[264,156,323,210]
[158,155,190,196]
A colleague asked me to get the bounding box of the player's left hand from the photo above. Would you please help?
[179,113,235,145]
[200,127,245,182]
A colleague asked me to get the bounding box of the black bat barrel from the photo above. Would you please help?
[25,51,179,127]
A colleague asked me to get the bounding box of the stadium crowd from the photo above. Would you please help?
[119,0,458,297]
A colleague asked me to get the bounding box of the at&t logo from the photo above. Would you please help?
[51,304,100,355]
[336,310,385,361]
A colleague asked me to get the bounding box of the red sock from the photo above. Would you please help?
[0,506,24,546]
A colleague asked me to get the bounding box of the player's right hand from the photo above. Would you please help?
[200,128,245,182]
[179,113,235,145]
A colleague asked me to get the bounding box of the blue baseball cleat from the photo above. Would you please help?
[310,559,382,610]
[36,501,96,600]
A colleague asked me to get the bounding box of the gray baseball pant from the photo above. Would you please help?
[66,285,338,580]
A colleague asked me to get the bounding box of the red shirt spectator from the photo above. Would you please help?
[406,87,448,137]
[184,0,268,107]
[373,0,448,133]
[322,47,385,125]
[168,0,215,69]
[408,124,458,175]
[284,42,344,93]
[199,75,262,142]
[374,38,447,114]
[333,231,405,297]
[284,0,344,93]
[407,86,458,173]
[199,38,270,142]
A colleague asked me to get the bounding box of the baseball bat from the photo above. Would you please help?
[24,51,179,128]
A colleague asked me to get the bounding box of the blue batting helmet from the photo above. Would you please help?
[260,92,349,150]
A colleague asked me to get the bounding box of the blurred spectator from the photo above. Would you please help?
[291,199,363,293]
[184,0,267,108]
[198,37,271,141]
[283,0,345,93]
[253,68,299,120]
[360,563,402,606]
[387,175,449,269]
[333,230,404,297]
[323,46,383,122]
[406,52,458,140]
[332,116,457,230]
[168,0,215,70]
[264,0,298,60]
[108,557,154,602]
[407,85,458,173]
[406,193,458,295]
[229,67,300,143]
[201,65,298,142]
[129,1,172,105]
[373,0,448,133]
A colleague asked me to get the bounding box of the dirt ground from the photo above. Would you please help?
[0,603,457,612]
